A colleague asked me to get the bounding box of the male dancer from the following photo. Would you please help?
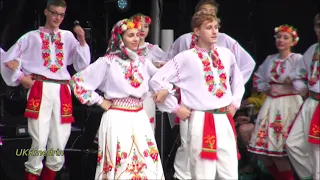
[286,13,320,180]
[163,1,255,179]
[1,0,90,179]
[150,11,244,179]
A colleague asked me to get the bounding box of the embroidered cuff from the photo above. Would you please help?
[173,104,181,114]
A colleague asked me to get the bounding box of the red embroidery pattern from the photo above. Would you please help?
[308,44,320,86]
[115,59,144,88]
[145,136,159,162]
[270,58,286,80]
[137,43,153,56]
[26,98,41,112]
[255,124,268,149]
[40,31,64,73]
[195,48,227,98]
[61,103,72,118]
[126,150,148,180]
[269,111,284,141]
[190,33,197,49]
[115,141,128,172]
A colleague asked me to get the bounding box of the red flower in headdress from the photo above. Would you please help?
[145,16,152,24]
[134,16,141,23]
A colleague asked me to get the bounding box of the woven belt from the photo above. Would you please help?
[205,106,228,114]
[32,74,69,84]
[309,91,320,101]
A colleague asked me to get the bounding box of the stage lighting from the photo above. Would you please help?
[117,0,129,11]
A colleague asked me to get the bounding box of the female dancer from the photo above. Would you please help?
[70,19,165,180]
[248,25,303,180]
[131,13,166,132]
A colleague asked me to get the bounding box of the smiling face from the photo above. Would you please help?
[275,31,294,51]
[122,28,140,51]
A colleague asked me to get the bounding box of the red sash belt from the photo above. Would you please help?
[308,91,320,144]
[24,74,74,124]
[201,107,241,160]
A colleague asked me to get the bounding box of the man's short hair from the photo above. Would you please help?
[46,0,67,9]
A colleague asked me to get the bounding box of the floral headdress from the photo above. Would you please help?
[131,13,152,25]
[274,24,299,46]
[106,18,141,60]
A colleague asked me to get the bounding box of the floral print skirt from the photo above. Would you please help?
[248,94,303,157]
[94,108,164,180]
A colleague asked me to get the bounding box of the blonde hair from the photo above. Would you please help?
[191,11,220,30]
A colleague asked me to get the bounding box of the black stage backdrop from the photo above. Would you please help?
[0,0,319,179]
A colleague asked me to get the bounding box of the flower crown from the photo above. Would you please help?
[274,24,299,45]
[116,19,141,35]
[132,14,152,24]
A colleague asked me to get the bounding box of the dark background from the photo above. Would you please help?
[0,0,319,66]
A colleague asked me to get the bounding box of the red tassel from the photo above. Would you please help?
[200,112,218,160]
[308,103,320,144]
[60,84,74,124]
[24,81,43,119]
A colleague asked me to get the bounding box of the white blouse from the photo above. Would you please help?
[150,45,245,113]
[69,55,162,106]
[1,27,90,86]
[254,53,303,92]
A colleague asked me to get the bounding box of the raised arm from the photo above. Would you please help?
[66,31,91,71]
[69,57,108,106]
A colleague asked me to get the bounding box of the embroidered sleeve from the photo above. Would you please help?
[66,31,91,71]
[70,56,109,106]
[229,53,245,109]
[253,57,271,92]
[223,33,256,84]
[0,33,29,86]
[149,56,182,113]
[290,54,308,91]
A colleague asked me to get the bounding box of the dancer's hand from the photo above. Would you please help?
[236,116,250,125]
[299,89,308,98]
[153,62,165,68]
[5,59,19,70]
[153,89,169,103]
[20,75,35,89]
[73,26,86,46]
[284,77,292,85]
[176,106,191,121]
[100,99,112,111]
